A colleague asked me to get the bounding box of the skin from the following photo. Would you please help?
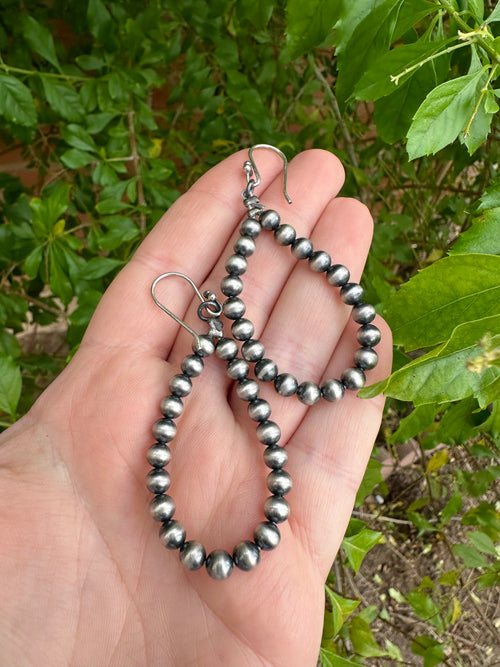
[0,149,391,667]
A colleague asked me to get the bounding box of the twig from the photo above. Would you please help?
[127,109,147,235]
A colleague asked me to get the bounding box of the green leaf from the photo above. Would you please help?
[21,15,60,70]
[87,0,117,49]
[0,355,22,418]
[22,245,43,279]
[42,78,84,122]
[427,448,449,472]
[411,636,445,667]
[440,491,462,526]
[479,179,500,209]
[349,616,388,657]
[385,638,403,662]
[285,0,341,59]
[468,0,484,22]
[48,242,74,305]
[485,3,500,22]
[342,528,383,574]
[75,54,106,70]
[467,530,498,556]
[407,68,487,159]
[392,0,439,39]
[388,404,439,444]
[319,649,360,667]
[407,591,444,631]
[324,587,360,638]
[450,208,500,255]
[355,457,383,505]
[384,254,500,350]
[0,74,37,127]
[61,149,95,169]
[61,124,98,153]
[30,183,72,236]
[462,93,495,154]
[452,543,489,567]
[81,257,123,280]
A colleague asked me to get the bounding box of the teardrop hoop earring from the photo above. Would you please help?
[146,145,381,579]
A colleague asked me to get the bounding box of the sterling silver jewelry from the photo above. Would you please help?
[146,145,380,579]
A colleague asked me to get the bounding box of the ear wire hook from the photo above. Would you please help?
[245,144,292,205]
[151,272,223,348]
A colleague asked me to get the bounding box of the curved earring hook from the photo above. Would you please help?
[247,144,292,205]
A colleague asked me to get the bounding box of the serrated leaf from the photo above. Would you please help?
[450,208,500,255]
[0,74,37,127]
[22,15,60,70]
[407,68,487,159]
[285,0,341,59]
[467,530,498,556]
[324,587,360,638]
[61,148,95,169]
[342,528,383,574]
[452,543,488,567]
[349,616,388,657]
[42,78,83,122]
[0,355,22,418]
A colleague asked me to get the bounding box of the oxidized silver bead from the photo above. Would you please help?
[352,302,376,324]
[160,395,183,419]
[153,418,177,443]
[260,209,280,230]
[354,347,379,370]
[149,494,175,522]
[193,335,215,357]
[254,521,280,551]
[255,358,278,382]
[321,379,345,403]
[227,358,249,380]
[291,237,313,259]
[356,324,381,347]
[340,282,364,305]
[297,382,321,406]
[234,236,256,257]
[263,495,290,523]
[236,378,260,401]
[248,398,271,422]
[216,337,239,361]
[206,549,234,579]
[146,468,171,494]
[263,445,288,469]
[168,374,192,397]
[267,469,292,495]
[309,250,331,272]
[256,420,281,445]
[181,354,204,377]
[241,339,265,362]
[180,541,206,570]
[220,275,243,297]
[222,296,246,320]
[274,373,298,396]
[233,540,260,571]
[240,218,261,238]
[274,224,296,246]
[147,442,172,467]
[232,318,255,341]
[225,254,247,276]
[326,264,350,286]
[341,367,366,390]
[159,520,186,550]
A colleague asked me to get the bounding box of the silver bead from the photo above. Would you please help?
[146,468,171,494]
[255,358,278,382]
[222,296,246,320]
[291,237,313,259]
[356,324,381,347]
[168,374,192,397]
[231,318,254,341]
[159,520,186,550]
[321,379,345,403]
[220,275,243,297]
[241,339,265,362]
[152,418,177,443]
[297,382,321,406]
[180,540,206,570]
[160,395,183,419]
[233,540,260,571]
[267,469,292,495]
[216,337,239,361]
[256,420,281,445]
[193,335,215,357]
[326,264,350,286]
[354,347,379,370]
[234,235,256,257]
[147,442,172,467]
[225,254,247,276]
[274,373,298,396]
[341,367,366,390]
[274,224,296,246]
[309,250,331,272]
[260,209,280,230]
[240,218,261,238]
[340,282,364,305]
[263,495,290,523]
[263,445,288,469]
[205,549,234,579]
[352,302,376,324]
[236,378,260,401]
[227,358,249,380]
[181,354,204,377]
[149,494,175,522]
[254,521,280,551]
[248,398,271,422]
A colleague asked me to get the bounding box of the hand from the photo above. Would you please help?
[0,149,391,667]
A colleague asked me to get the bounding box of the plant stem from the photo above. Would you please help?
[0,60,87,82]
[127,109,147,235]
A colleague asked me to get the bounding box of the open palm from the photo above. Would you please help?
[0,149,391,667]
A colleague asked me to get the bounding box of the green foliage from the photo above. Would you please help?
[0,0,499,663]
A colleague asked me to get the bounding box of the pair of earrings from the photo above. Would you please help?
[146,145,380,579]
